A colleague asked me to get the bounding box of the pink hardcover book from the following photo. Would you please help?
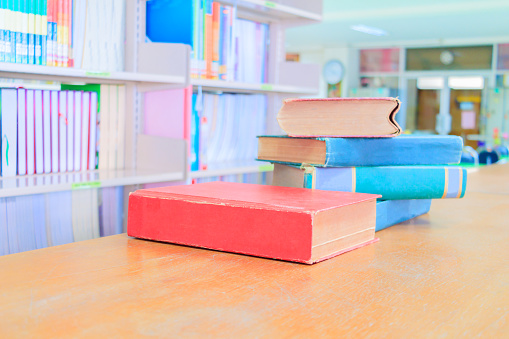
[277,97,402,138]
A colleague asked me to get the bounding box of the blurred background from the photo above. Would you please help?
[286,0,509,155]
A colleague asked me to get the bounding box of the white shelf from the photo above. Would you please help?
[218,0,321,22]
[0,169,185,198]
[191,78,318,95]
[0,62,186,86]
[190,161,273,179]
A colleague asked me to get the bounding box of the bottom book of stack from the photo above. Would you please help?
[0,187,125,256]
[128,182,381,264]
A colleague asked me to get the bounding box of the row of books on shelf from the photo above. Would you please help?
[0,186,124,256]
[190,92,267,171]
[147,0,269,83]
[0,84,125,177]
[0,0,125,71]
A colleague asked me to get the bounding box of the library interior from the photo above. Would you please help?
[0,0,508,337]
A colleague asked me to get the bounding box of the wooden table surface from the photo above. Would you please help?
[1,164,509,338]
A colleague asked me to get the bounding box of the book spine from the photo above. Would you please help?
[191,0,199,78]
[28,0,35,64]
[0,0,4,62]
[190,93,200,171]
[52,0,57,66]
[66,0,71,67]
[46,0,53,65]
[211,1,219,80]
[204,0,212,79]
[61,0,68,66]
[40,0,47,65]
[312,166,467,200]
[14,0,21,63]
[56,0,62,66]
[35,0,42,65]
[5,0,13,62]
[219,5,229,80]
[21,0,28,64]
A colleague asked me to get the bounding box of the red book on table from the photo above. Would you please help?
[127,182,380,264]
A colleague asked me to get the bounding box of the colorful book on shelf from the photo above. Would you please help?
[277,97,402,137]
[257,135,463,167]
[272,163,467,200]
[127,182,380,264]
[1,89,18,177]
[376,199,431,232]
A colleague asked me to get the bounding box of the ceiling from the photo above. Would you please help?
[286,0,509,51]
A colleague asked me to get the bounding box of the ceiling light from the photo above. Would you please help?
[417,77,444,90]
[350,25,388,36]
[448,76,484,89]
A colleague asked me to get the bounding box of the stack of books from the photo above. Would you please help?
[257,97,467,232]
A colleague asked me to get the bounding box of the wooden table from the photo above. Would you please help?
[1,164,508,338]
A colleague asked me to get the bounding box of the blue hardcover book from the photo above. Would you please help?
[257,135,463,167]
[376,199,431,232]
[272,163,467,200]
[146,0,193,46]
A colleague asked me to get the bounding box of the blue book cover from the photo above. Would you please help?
[146,0,193,46]
[257,135,463,167]
[273,163,467,200]
[376,199,431,232]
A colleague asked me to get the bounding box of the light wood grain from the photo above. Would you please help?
[1,165,508,338]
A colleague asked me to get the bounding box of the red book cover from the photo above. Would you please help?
[127,182,380,264]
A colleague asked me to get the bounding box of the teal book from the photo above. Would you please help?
[257,135,463,167]
[272,163,467,200]
[376,199,431,232]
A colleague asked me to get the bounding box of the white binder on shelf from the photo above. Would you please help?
[98,85,109,170]
[89,92,98,170]
[108,85,118,170]
[50,91,59,173]
[17,89,27,176]
[74,91,82,171]
[26,90,36,175]
[81,92,90,171]
[43,90,52,174]
[34,90,44,174]
[1,90,18,177]
[67,91,75,172]
[59,91,67,173]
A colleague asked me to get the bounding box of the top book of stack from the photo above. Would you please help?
[277,97,402,137]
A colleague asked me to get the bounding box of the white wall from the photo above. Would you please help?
[296,47,357,98]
